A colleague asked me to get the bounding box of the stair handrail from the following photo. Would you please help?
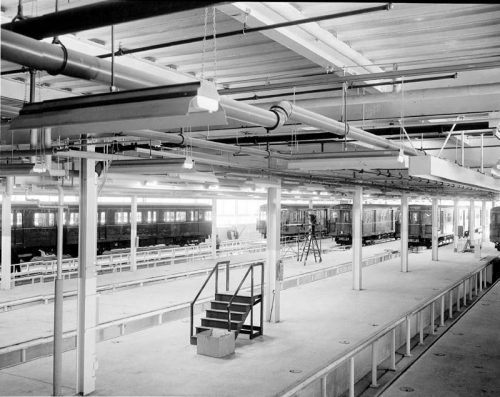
[226,261,264,332]
[190,260,230,340]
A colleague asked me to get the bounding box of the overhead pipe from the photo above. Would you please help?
[1,29,175,89]
[287,83,500,108]
[3,27,420,158]
[123,129,290,160]
[2,0,222,40]
[274,101,420,156]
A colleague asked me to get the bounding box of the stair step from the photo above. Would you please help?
[211,300,250,312]
[201,317,241,330]
[206,309,245,321]
[215,292,262,304]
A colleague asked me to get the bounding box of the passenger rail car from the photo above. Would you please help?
[490,206,500,251]
[331,204,400,245]
[408,205,454,248]
[2,203,212,262]
[257,205,329,238]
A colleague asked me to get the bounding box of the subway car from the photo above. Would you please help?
[2,203,212,262]
[408,205,454,248]
[256,204,329,238]
[490,206,500,251]
[330,204,400,245]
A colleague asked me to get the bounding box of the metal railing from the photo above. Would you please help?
[226,262,264,335]
[189,260,230,341]
[5,239,267,286]
[279,259,494,397]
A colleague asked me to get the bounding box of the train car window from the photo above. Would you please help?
[16,212,22,226]
[34,212,55,227]
[176,211,186,222]
[205,210,212,221]
[164,211,175,222]
[422,212,431,225]
[136,212,142,223]
[10,213,13,226]
[410,212,418,223]
[69,212,79,225]
[147,211,153,223]
[114,212,128,224]
[99,212,106,225]
[189,211,195,222]
[63,212,67,225]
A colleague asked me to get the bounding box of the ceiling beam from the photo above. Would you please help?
[217,2,390,93]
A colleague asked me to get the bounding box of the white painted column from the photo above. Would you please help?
[76,144,98,395]
[481,200,487,244]
[432,198,439,261]
[130,196,137,272]
[53,186,64,396]
[266,185,281,322]
[1,177,13,290]
[401,193,409,273]
[453,199,459,252]
[211,199,217,259]
[469,199,475,241]
[352,186,363,290]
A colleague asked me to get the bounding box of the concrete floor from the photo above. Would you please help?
[0,239,398,347]
[0,242,497,396]
[381,277,500,397]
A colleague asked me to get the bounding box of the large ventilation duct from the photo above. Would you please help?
[1,29,177,89]
[2,1,222,40]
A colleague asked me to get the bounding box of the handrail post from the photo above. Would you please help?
[370,342,378,388]
[479,270,483,292]
[439,294,445,327]
[251,266,254,336]
[215,263,219,295]
[405,316,411,357]
[321,375,327,397]
[190,303,194,339]
[418,311,424,345]
[463,280,467,306]
[475,273,479,296]
[349,357,355,397]
[431,302,435,335]
[261,262,264,335]
[469,276,473,300]
[226,261,229,292]
[449,290,453,319]
[456,285,461,312]
[390,328,396,371]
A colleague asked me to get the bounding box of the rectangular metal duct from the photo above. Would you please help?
[9,82,226,135]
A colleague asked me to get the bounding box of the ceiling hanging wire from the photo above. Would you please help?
[201,7,209,81]
[212,6,218,84]
[110,24,116,92]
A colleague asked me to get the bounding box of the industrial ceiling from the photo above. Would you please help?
[1,1,499,201]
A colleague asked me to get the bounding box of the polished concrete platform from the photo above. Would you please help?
[380,276,500,397]
[0,241,497,396]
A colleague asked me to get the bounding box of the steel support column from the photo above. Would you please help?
[211,199,217,259]
[1,177,13,290]
[401,193,409,272]
[353,186,363,290]
[453,198,459,252]
[266,185,281,322]
[53,187,64,396]
[481,201,487,244]
[469,199,475,242]
[130,196,137,272]
[76,143,98,395]
[431,198,439,261]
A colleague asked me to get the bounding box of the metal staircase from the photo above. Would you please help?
[190,260,264,345]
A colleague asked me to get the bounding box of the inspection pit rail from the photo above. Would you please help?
[279,257,496,397]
